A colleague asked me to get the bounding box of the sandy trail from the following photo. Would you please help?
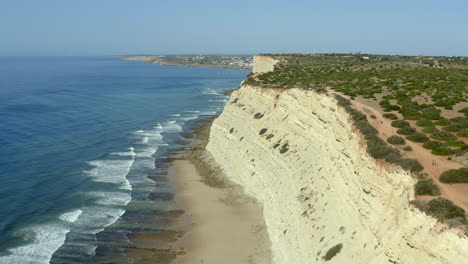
[172,160,270,264]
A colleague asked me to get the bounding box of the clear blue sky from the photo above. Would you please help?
[1,0,467,56]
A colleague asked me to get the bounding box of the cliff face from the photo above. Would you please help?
[206,84,468,263]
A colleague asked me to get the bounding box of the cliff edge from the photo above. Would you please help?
[205,57,468,263]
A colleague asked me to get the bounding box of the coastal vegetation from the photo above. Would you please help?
[426,198,466,220]
[387,135,405,145]
[415,180,441,196]
[440,168,468,183]
[335,94,423,173]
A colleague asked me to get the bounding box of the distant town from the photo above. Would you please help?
[120,55,253,70]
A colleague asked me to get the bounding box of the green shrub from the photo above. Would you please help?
[387,135,406,145]
[391,120,410,128]
[355,120,378,135]
[397,127,416,135]
[434,118,450,126]
[444,140,465,147]
[367,138,401,160]
[422,127,438,134]
[443,124,464,132]
[420,107,441,120]
[406,132,429,143]
[259,128,268,135]
[440,168,468,183]
[423,141,444,149]
[431,146,453,156]
[415,180,441,196]
[383,113,398,120]
[404,146,413,151]
[431,130,456,141]
[323,243,343,261]
[457,130,468,138]
[384,153,402,163]
[396,158,424,172]
[426,198,466,220]
[416,119,435,127]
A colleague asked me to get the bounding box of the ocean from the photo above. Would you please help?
[0,56,248,263]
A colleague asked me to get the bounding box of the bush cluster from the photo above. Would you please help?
[397,127,416,135]
[391,120,410,128]
[440,168,468,183]
[431,146,453,156]
[406,132,429,143]
[421,127,438,134]
[426,198,466,220]
[404,146,413,151]
[383,113,398,120]
[458,130,468,138]
[335,94,423,173]
[397,158,424,172]
[422,140,444,149]
[387,135,405,145]
[431,130,456,141]
[415,119,435,127]
[414,180,441,196]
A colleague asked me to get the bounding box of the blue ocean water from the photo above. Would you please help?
[0,56,248,263]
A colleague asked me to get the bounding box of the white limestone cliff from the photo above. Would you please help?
[206,82,468,263]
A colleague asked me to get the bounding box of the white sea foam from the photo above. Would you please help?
[0,222,75,264]
[73,206,127,235]
[59,209,83,223]
[84,155,134,191]
[136,146,158,158]
[179,115,198,121]
[162,121,182,133]
[201,88,222,95]
[199,111,217,115]
[89,191,131,207]
[110,147,137,157]
[170,114,181,117]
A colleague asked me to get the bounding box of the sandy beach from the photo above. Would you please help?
[172,160,270,264]
[167,118,271,264]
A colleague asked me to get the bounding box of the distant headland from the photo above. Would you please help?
[120,55,253,70]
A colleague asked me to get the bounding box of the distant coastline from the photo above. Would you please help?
[120,55,253,70]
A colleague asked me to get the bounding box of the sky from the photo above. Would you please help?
[1,0,467,56]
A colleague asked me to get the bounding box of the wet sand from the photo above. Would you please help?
[172,159,270,264]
